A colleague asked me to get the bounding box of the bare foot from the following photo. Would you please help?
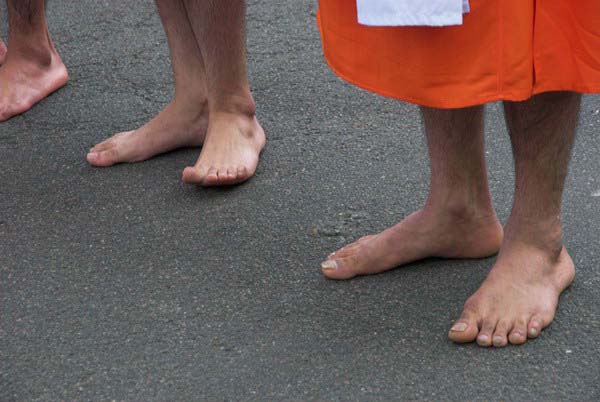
[0,40,7,65]
[182,111,266,186]
[87,99,209,167]
[448,243,575,347]
[321,207,504,280]
[0,51,68,122]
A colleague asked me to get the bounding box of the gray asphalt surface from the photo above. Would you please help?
[2,1,600,400]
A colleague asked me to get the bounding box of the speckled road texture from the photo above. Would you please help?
[1,1,599,400]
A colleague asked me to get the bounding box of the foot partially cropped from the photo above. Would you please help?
[87,99,209,167]
[321,206,504,280]
[448,238,575,347]
[182,111,266,186]
[0,40,7,65]
[0,50,68,122]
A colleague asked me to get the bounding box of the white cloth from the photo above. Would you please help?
[357,0,470,27]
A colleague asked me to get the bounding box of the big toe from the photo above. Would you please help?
[87,148,120,167]
[321,253,368,280]
[182,166,207,184]
[328,236,374,260]
[448,309,479,344]
[89,131,131,153]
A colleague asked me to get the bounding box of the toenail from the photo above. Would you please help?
[529,327,539,337]
[321,260,337,271]
[477,334,489,343]
[88,152,98,157]
[493,336,503,345]
[451,322,468,332]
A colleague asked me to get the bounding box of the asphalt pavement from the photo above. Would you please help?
[1,1,599,400]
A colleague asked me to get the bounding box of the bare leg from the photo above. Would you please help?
[449,92,579,347]
[321,106,503,280]
[180,0,265,186]
[0,39,6,64]
[0,0,68,121]
[87,0,209,167]
[0,8,7,64]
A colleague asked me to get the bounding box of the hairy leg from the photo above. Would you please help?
[180,0,265,186]
[0,0,68,121]
[87,0,209,166]
[0,39,6,64]
[321,106,503,279]
[449,92,579,347]
[0,8,5,64]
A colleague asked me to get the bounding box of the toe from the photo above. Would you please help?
[182,165,208,184]
[87,148,120,167]
[202,166,252,187]
[237,166,248,181]
[90,131,132,153]
[328,236,374,259]
[321,252,367,280]
[89,140,114,153]
[477,318,496,347]
[211,167,236,186]
[216,167,230,184]
[329,241,364,259]
[528,314,543,339]
[492,319,512,347]
[227,167,237,181]
[201,167,219,186]
[508,317,528,345]
[448,307,479,344]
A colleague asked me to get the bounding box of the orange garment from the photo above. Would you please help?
[317,0,600,108]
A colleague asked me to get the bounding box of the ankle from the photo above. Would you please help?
[173,86,208,106]
[5,39,56,67]
[209,93,256,118]
[504,217,564,258]
[171,95,208,117]
[424,194,497,224]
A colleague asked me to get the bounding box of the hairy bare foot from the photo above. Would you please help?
[87,100,209,167]
[448,243,575,347]
[0,40,7,65]
[321,208,504,280]
[0,51,68,122]
[182,112,266,186]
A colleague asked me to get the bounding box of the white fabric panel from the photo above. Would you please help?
[357,0,470,27]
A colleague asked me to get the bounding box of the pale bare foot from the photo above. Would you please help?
[0,40,7,65]
[182,111,266,186]
[448,242,575,347]
[321,207,504,280]
[87,99,209,167]
[0,51,68,122]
